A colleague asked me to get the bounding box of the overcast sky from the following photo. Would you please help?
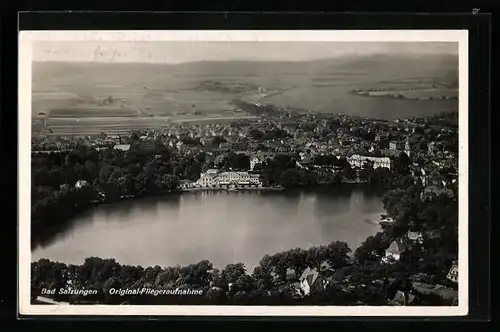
[33,41,458,64]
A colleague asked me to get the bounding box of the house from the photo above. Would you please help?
[368,143,379,153]
[406,231,424,244]
[113,144,131,152]
[375,132,390,142]
[286,268,297,281]
[298,267,326,296]
[446,261,458,283]
[380,149,402,158]
[389,141,404,151]
[75,180,89,189]
[250,156,261,171]
[179,180,194,190]
[383,239,406,263]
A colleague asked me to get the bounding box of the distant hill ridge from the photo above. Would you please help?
[33,54,458,86]
[33,53,458,69]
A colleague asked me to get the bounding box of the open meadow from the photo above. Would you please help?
[32,54,458,135]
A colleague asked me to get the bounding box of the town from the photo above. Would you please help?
[32,101,458,190]
[31,100,459,306]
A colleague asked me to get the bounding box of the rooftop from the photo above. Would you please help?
[386,239,407,255]
[299,267,321,287]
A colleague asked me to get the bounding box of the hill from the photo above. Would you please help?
[33,53,458,85]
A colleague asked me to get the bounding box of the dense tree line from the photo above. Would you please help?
[32,240,409,305]
[31,145,206,248]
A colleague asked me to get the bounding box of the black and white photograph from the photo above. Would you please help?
[19,30,468,316]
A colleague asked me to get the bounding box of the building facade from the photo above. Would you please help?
[347,154,391,169]
[389,141,404,151]
[195,169,262,188]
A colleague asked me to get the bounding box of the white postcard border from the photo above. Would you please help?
[18,30,469,316]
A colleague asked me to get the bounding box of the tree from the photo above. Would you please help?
[116,174,135,196]
[325,241,351,269]
[204,285,227,303]
[394,152,411,176]
[354,232,391,263]
[249,129,263,140]
[306,245,330,270]
[130,132,140,141]
[222,152,250,170]
[103,277,122,304]
[280,168,300,188]
[108,169,125,184]
[179,260,213,287]
[98,164,115,184]
[282,248,308,275]
[370,167,392,187]
[160,174,180,192]
[233,274,255,294]
[221,263,247,286]
[155,265,181,287]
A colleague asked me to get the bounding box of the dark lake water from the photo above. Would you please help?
[32,187,385,271]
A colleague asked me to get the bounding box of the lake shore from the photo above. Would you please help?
[181,186,285,192]
[33,186,386,270]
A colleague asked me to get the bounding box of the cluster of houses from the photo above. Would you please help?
[293,256,458,305]
[212,253,458,305]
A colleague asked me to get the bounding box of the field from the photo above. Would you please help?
[49,108,139,118]
[31,54,459,135]
[44,115,258,136]
[365,88,458,100]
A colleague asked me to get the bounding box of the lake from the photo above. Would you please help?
[32,187,385,271]
[262,86,458,120]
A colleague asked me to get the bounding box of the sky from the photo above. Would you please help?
[33,41,458,64]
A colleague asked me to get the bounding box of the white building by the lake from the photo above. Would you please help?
[347,154,391,169]
[195,169,262,188]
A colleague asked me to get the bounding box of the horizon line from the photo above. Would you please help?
[32,52,458,66]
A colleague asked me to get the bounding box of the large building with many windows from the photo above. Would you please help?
[195,169,262,188]
[347,154,391,169]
